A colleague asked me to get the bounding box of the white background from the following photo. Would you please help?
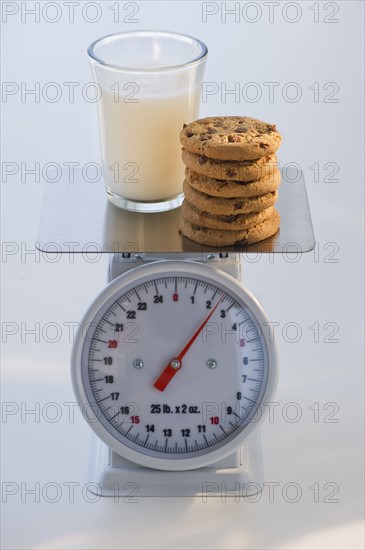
[1,1,364,549]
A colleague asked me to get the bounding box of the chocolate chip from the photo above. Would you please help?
[226,169,236,177]
[186,130,194,137]
[259,142,269,149]
[235,126,248,133]
[183,123,187,129]
[198,156,208,164]
[234,202,243,210]
[200,135,210,141]
[228,135,241,143]
[266,124,276,132]
[237,179,253,186]
[207,126,217,134]
[225,215,237,223]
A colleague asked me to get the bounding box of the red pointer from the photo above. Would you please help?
[153,296,223,392]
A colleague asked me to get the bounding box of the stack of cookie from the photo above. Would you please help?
[178,116,282,247]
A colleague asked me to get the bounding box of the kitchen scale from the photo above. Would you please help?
[37,167,314,497]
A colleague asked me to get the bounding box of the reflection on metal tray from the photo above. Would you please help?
[37,168,315,254]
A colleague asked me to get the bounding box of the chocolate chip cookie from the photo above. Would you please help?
[180,116,282,161]
[182,150,278,181]
[182,201,275,230]
[185,167,281,199]
[183,179,278,215]
[179,209,280,246]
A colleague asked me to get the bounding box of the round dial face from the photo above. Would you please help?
[72,261,277,470]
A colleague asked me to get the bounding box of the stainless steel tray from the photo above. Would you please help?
[37,168,315,254]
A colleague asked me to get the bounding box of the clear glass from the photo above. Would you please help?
[88,31,208,212]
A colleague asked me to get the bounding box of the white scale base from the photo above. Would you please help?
[88,431,264,498]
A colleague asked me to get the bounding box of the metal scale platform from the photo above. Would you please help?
[37,167,315,255]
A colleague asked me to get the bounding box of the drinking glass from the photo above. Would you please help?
[88,31,208,212]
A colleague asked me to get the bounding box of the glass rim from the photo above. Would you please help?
[87,30,208,73]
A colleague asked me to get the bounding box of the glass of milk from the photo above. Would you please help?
[88,31,208,212]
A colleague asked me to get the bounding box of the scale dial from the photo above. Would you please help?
[72,260,277,471]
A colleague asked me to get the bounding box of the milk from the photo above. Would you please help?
[99,88,201,201]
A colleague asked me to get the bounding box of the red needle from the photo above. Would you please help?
[153,296,223,392]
